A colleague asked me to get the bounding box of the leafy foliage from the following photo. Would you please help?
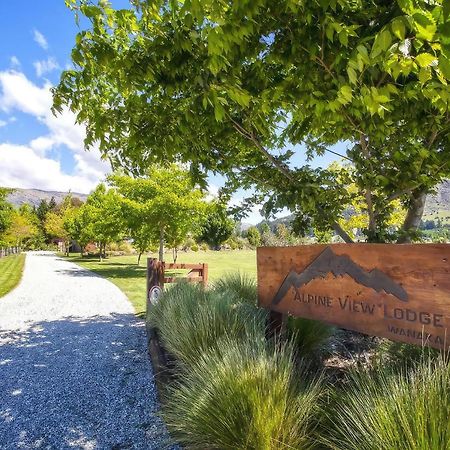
[110,165,206,261]
[197,201,234,250]
[0,188,13,237]
[54,0,450,243]
[246,226,261,247]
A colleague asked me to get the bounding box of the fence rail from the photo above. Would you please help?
[0,247,21,258]
[146,258,208,309]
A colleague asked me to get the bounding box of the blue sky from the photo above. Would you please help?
[0,1,342,224]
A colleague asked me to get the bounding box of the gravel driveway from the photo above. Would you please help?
[0,252,171,449]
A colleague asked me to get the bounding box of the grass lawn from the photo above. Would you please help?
[65,250,256,318]
[0,253,26,298]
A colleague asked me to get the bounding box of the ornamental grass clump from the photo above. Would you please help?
[287,316,338,360]
[321,355,450,450]
[148,282,267,366]
[163,337,323,450]
[213,271,258,305]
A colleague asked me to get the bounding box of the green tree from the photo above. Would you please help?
[83,184,124,260]
[54,0,450,243]
[4,205,40,248]
[246,226,261,247]
[0,188,13,240]
[110,165,206,262]
[198,202,234,250]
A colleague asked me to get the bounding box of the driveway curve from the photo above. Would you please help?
[0,252,170,449]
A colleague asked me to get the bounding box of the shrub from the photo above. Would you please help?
[163,337,323,450]
[228,240,238,250]
[287,317,338,360]
[148,283,267,366]
[191,244,199,252]
[321,356,450,450]
[213,272,257,305]
[200,243,208,251]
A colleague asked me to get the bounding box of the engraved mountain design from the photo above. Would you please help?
[272,247,408,305]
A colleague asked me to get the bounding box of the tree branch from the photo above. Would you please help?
[359,135,376,235]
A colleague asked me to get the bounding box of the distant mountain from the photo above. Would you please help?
[5,188,88,208]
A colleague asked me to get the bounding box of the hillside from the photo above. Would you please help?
[5,188,88,208]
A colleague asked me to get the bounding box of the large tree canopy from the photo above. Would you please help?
[54,0,450,242]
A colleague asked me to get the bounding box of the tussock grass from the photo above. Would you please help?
[321,356,450,450]
[375,339,440,369]
[213,271,257,305]
[148,282,267,366]
[287,317,338,359]
[163,337,323,450]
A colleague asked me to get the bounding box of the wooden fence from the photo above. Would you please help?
[0,247,21,258]
[146,258,208,299]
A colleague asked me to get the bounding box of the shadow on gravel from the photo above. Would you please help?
[0,314,173,450]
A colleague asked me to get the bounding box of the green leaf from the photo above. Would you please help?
[412,12,436,41]
[347,66,357,84]
[357,45,370,64]
[371,29,392,58]
[415,53,436,67]
[338,85,353,104]
[338,31,348,47]
[444,0,450,21]
[214,102,225,122]
[418,68,432,84]
[391,17,406,40]
[438,55,450,78]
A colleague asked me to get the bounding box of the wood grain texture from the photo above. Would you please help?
[257,244,450,350]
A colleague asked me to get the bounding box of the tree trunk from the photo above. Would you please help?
[99,242,104,262]
[138,251,142,265]
[173,247,178,263]
[397,191,427,243]
[159,226,164,262]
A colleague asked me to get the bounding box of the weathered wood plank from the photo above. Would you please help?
[257,244,450,350]
[165,263,204,270]
[163,276,204,283]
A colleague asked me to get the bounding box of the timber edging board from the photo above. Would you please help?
[257,244,450,350]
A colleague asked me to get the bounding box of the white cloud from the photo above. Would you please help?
[33,57,60,77]
[33,29,48,50]
[0,70,110,193]
[0,143,97,193]
[0,119,6,128]
[0,71,52,116]
[10,56,20,68]
[29,136,54,155]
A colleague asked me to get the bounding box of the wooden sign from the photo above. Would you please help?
[257,244,450,350]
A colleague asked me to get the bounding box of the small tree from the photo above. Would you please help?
[110,165,207,262]
[246,226,261,248]
[83,184,124,260]
[5,205,39,248]
[0,188,13,239]
[198,202,234,250]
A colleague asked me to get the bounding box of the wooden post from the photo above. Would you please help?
[202,263,208,287]
[147,258,164,311]
[266,310,285,340]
